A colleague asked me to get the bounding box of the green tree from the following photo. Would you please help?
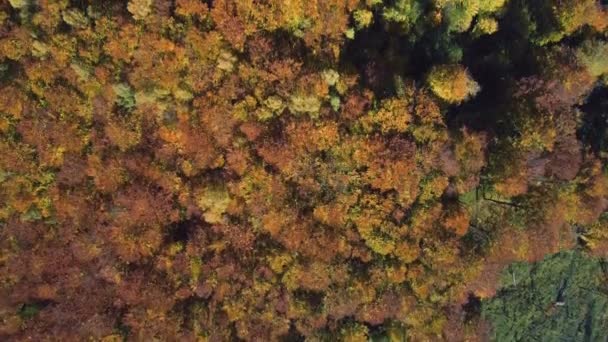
[483,251,608,341]
[427,64,480,103]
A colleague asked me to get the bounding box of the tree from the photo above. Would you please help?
[2,0,608,340]
[483,251,608,341]
[427,64,480,103]
[128,0,153,20]
[576,39,608,78]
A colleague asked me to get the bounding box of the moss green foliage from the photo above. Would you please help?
[443,0,479,33]
[353,9,374,29]
[8,0,28,9]
[62,9,89,29]
[30,41,50,59]
[18,303,42,320]
[473,16,499,36]
[483,251,608,341]
[112,83,136,110]
[288,94,322,118]
[427,64,480,103]
[478,0,508,13]
[577,40,608,77]
[525,0,607,45]
[197,186,231,224]
[382,0,423,32]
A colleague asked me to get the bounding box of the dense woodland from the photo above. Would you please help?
[0,0,608,340]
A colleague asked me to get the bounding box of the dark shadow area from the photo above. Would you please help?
[463,293,482,322]
[166,218,202,244]
[579,86,608,157]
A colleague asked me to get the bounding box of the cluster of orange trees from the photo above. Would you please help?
[0,0,607,340]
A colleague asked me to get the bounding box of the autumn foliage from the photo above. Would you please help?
[0,0,607,340]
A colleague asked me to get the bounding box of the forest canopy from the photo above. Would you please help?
[0,0,608,340]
